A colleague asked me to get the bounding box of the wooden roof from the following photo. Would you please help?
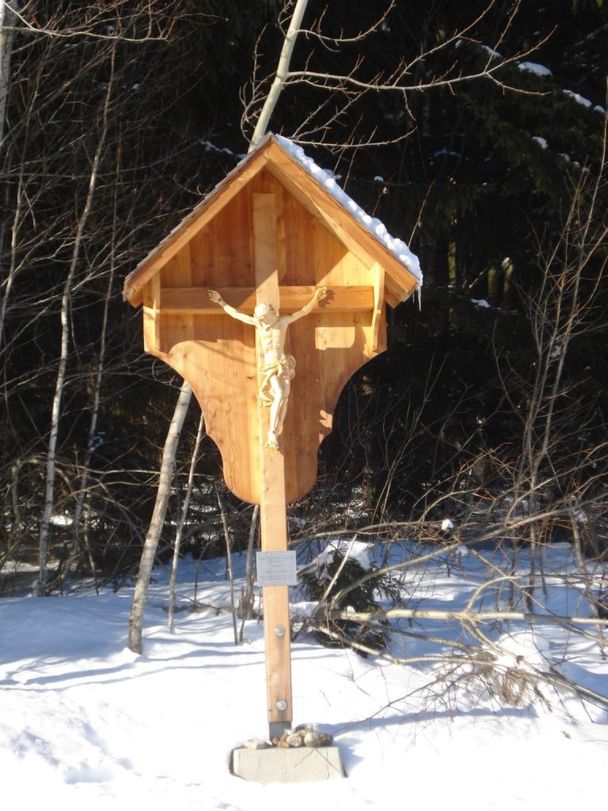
[123,134,420,308]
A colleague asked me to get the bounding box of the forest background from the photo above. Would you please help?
[0,0,606,599]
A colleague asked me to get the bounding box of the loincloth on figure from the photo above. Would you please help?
[258,354,296,404]
[260,353,296,380]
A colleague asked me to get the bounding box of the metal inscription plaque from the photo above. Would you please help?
[256,551,298,587]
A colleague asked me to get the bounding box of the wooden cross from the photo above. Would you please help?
[253,193,293,737]
[124,135,420,739]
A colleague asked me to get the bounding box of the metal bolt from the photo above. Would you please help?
[276,699,288,712]
[274,625,286,637]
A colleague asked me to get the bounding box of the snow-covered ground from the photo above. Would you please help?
[1,542,607,810]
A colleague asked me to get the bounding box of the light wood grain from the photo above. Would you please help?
[127,137,423,735]
[370,262,387,354]
[252,192,293,728]
[124,136,419,307]
[160,285,374,314]
[124,153,270,304]
[142,274,160,352]
[263,141,418,303]
[129,155,406,504]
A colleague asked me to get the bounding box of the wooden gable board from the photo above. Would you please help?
[123,135,419,308]
[262,140,418,307]
[123,150,271,306]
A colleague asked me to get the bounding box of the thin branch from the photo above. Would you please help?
[331,607,608,629]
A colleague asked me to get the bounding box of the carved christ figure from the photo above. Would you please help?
[208,287,328,449]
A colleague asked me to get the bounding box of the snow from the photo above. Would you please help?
[275,135,422,291]
[480,44,502,59]
[533,136,548,149]
[518,61,552,77]
[454,39,502,59]
[514,65,606,116]
[300,538,374,573]
[562,89,593,109]
[560,90,606,116]
[199,139,246,160]
[50,513,73,527]
[1,542,606,810]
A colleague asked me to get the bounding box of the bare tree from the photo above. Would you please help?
[0,1,212,588]
[0,0,18,140]
[36,46,116,595]
[242,0,549,149]
[167,413,204,633]
[249,0,309,151]
[496,122,608,607]
[128,379,193,654]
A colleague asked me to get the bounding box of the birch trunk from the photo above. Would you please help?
[69,218,117,586]
[0,0,17,142]
[217,490,239,646]
[248,0,309,151]
[0,1,18,353]
[36,51,115,595]
[128,379,192,653]
[69,146,125,583]
[239,503,259,642]
[167,413,204,633]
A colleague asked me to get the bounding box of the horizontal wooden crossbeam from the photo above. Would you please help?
[155,285,374,315]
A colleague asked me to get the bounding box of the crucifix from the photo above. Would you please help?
[123,134,421,741]
[208,285,327,449]
[232,190,321,738]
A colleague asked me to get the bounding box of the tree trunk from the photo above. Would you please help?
[168,412,204,633]
[128,379,192,653]
[0,1,19,354]
[216,489,239,646]
[248,0,309,150]
[0,0,18,142]
[36,51,115,595]
[239,504,259,642]
[67,215,117,588]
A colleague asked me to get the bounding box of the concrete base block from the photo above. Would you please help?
[231,746,345,783]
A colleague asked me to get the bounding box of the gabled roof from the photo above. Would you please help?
[123,134,422,307]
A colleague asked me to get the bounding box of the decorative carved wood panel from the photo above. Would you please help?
[141,170,386,503]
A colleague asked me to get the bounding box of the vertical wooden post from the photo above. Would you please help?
[142,274,161,352]
[252,193,293,739]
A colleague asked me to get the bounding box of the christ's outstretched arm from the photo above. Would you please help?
[208,290,257,326]
[285,286,328,325]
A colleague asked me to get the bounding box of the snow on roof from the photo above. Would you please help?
[275,135,422,288]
